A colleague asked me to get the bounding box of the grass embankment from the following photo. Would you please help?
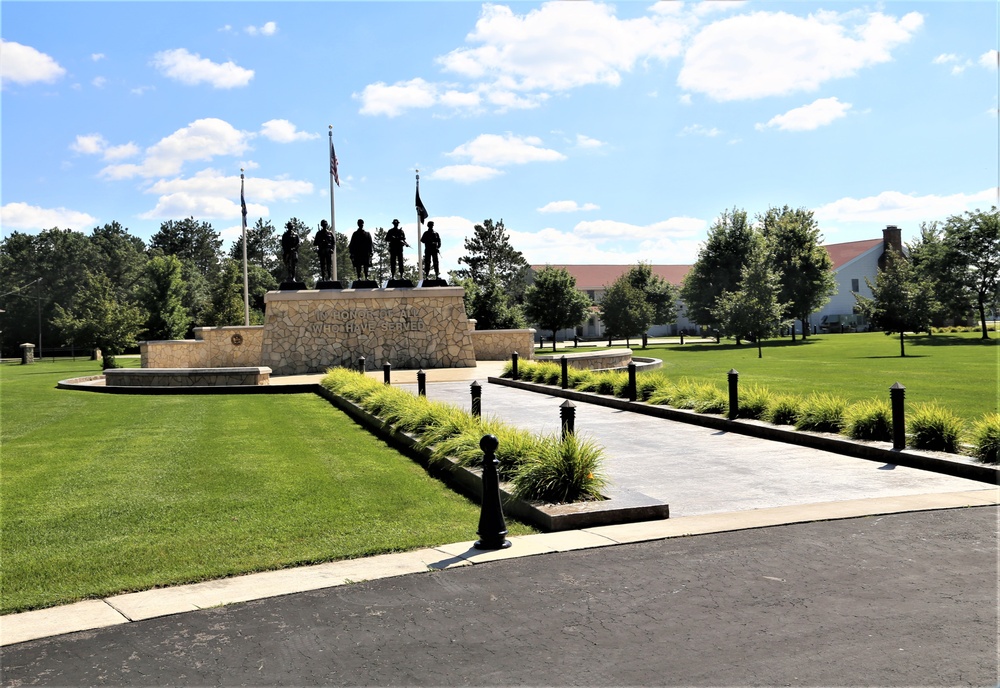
[0,360,533,614]
[559,332,999,421]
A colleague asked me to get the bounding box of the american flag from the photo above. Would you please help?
[240,176,247,229]
[415,185,428,223]
[330,141,340,187]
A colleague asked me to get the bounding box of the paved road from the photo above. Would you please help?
[405,381,991,517]
[3,507,996,686]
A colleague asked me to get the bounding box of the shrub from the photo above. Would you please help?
[594,371,625,396]
[739,384,772,420]
[970,414,1000,463]
[538,362,562,385]
[646,383,677,406]
[568,368,594,388]
[493,426,554,479]
[908,403,965,453]
[500,360,515,378]
[510,433,607,503]
[636,372,666,402]
[764,395,799,426]
[670,379,701,409]
[795,393,848,433]
[843,399,893,441]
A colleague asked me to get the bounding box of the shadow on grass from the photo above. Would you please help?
[663,338,820,354]
[906,334,998,347]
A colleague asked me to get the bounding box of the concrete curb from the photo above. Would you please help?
[314,386,670,532]
[489,377,1000,485]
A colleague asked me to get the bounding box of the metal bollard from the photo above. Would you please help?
[357,356,366,372]
[560,400,576,440]
[573,336,579,348]
[608,336,613,347]
[561,356,569,389]
[417,369,426,396]
[890,382,906,450]
[383,361,391,385]
[727,369,739,420]
[474,434,511,550]
[641,333,647,349]
[628,362,637,402]
[511,351,519,380]
[679,330,685,345]
[471,380,482,417]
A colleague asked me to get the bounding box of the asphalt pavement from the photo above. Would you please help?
[3,507,997,686]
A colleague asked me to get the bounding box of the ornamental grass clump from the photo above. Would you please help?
[970,414,1000,463]
[692,383,728,415]
[568,368,594,388]
[739,384,772,420]
[492,425,554,479]
[794,393,848,434]
[510,433,607,503]
[636,372,667,402]
[764,395,799,426]
[576,373,604,393]
[537,362,562,385]
[646,381,678,406]
[908,403,965,453]
[670,379,701,409]
[595,371,625,396]
[843,399,893,442]
[321,367,383,402]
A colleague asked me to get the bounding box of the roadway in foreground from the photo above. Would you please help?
[3,507,996,686]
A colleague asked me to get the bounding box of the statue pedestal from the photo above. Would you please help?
[315,280,344,290]
[384,279,415,289]
[350,280,380,289]
[261,286,476,376]
[417,278,449,288]
[279,280,307,290]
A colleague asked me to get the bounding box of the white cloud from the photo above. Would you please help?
[0,40,66,86]
[678,93,693,105]
[100,118,253,179]
[91,53,106,62]
[813,187,998,224]
[573,217,706,240]
[104,142,140,161]
[446,133,565,166]
[508,222,705,265]
[933,53,958,64]
[756,97,852,132]
[679,124,720,137]
[679,10,923,101]
[151,48,254,89]
[92,76,107,88]
[358,2,692,116]
[71,133,108,155]
[1,202,96,230]
[139,168,313,220]
[356,78,438,117]
[980,50,999,70]
[246,21,277,36]
[130,85,154,96]
[537,200,600,213]
[260,119,319,143]
[575,134,605,149]
[428,165,504,184]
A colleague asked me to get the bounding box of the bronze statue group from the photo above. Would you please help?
[279,218,442,288]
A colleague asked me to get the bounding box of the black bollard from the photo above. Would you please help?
[608,336,613,347]
[511,351,519,380]
[679,330,685,345]
[417,369,426,396]
[560,400,576,440]
[641,333,648,349]
[561,356,569,389]
[471,380,482,417]
[890,382,906,449]
[573,336,579,348]
[357,356,366,373]
[727,369,739,420]
[383,361,391,385]
[627,361,637,402]
[474,434,511,550]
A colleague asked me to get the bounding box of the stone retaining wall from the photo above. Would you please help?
[140,326,263,368]
[535,348,632,370]
[470,328,536,361]
[105,367,271,387]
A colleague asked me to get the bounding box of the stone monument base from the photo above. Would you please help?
[261,286,476,375]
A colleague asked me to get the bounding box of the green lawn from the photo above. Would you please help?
[0,360,533,614]
[563,331,999,422]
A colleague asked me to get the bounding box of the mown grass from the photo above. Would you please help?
[0,360,534,614]
[581,331,999,422]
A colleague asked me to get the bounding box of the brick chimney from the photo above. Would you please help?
[878,225,904,269]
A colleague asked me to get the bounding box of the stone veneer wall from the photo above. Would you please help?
[470,328,536,361]
[106,367,271,387]
[261,287,477,375]
[535,348,632,370]
[140,326,264,368]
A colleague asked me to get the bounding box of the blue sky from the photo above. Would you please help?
[2,1,997,273]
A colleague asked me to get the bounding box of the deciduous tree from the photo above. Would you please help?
[711,236,786,358]
[52,271,144,369]
[138,254,189,340]
[680,208,755,327]
[600,276,653,347]
[523,266,591,350]
[943,207,1000,338]
[150,217,222,278]
[855,251,936,357]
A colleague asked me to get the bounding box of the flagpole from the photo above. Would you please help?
[240,169,250,326]
[416,169,423,282]
[329,126,337,283]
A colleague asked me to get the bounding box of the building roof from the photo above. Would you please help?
[823,238,884,270]
[530,264,692,289]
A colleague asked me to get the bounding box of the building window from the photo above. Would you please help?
[851,278,860,293]
[587,290,595,302]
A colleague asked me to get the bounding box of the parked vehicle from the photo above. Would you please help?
[819,314,867,333]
